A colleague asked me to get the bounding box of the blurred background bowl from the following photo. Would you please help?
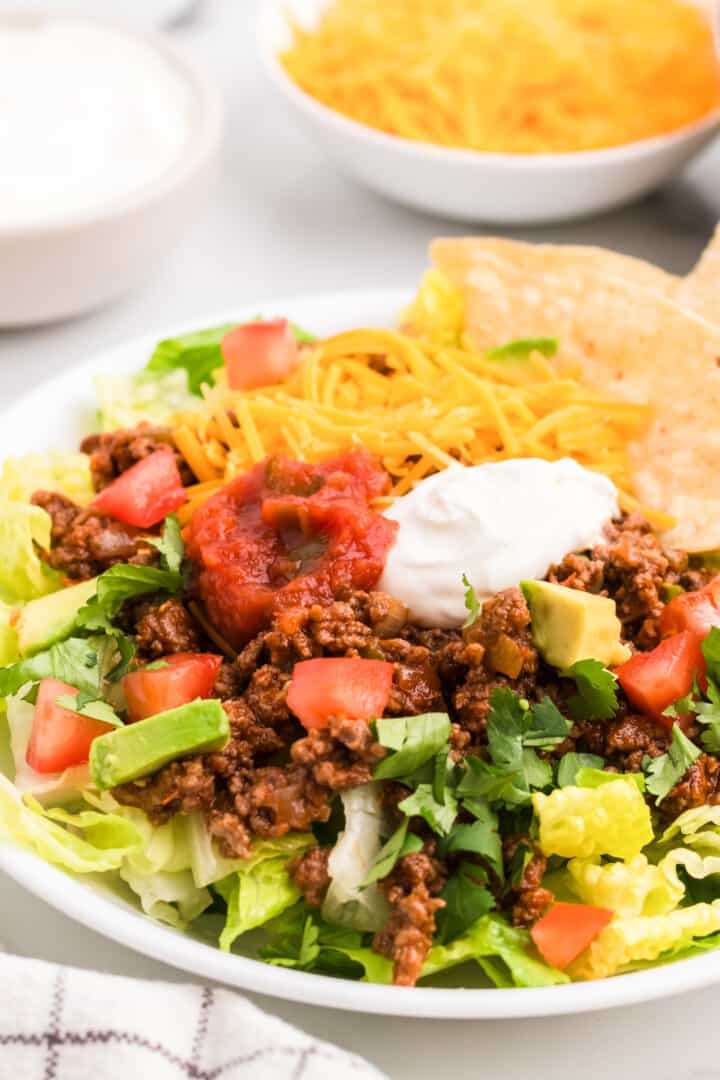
[258,0,720,225]
[0,12,222,328]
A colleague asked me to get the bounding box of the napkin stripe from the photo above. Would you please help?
[0,954,384,1079]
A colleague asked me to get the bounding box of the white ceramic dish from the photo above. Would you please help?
[2,286,720,1016]
[257,0,720,225]
[0,12,223,328]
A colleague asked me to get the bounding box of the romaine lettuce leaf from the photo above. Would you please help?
[322,782,390,932]
[568,901,720,980]
[0,603,19,667]
[401,270,465,348]
[0,497,61,604]
[0,774,141,873]
[0,451,93,506]
[533,777,652,860]
[421,914,568,988]
[563,855,683,918]
[94,370,196,431]
[216,833,315,951]
[146,320,316,395]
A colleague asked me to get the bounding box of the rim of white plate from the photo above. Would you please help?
[2,287,720,1019]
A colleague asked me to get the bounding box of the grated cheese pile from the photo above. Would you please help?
[280,0,720,154]
[172,273,661,527]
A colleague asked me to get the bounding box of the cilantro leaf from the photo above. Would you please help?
[147,514,185,573]
[374,713,451,780]
[398,783,458,836]
[457,755,525,805]
[362,820,423,887]
[55,694,123,727]
[436,862,495,944]
[483,689,555,804]
[76,563,183,627]
[645,724,702,804]
[462,573,480,628]
[441,798,503,880]
[566,659,619,720]
[0,635,117,699]
[486,337,558,361]
[523,697,572,748]
[556,752,605,787]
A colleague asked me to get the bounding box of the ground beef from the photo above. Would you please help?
[132,598,204,659]
[81,424,194,490]
[451,587,538,745]
[660,754,720,820]
[291,714,386,789]
[503,836,553,928]
[549,512,687,649]
[576,712,669,773]
[373,845,446,987]
[288,846,331,908]
[31,491,159,581]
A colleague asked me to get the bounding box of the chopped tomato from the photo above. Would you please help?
[123,652,223,723]
[26,679,113,774]
[91,449,185,529]
[287,657,394,730]
[531,903,613,970]
[659,578,720,645]
[615,631,703,730]
[222,319,299,391]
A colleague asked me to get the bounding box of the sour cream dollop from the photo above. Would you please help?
[379,458,618,628]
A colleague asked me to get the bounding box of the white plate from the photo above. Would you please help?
[2,287,720,1017]
[257,0,720,225]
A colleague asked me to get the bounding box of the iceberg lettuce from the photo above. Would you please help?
[0,497,61,604]
[0,451,93,506]
[533,777,653,860]
[0,603,19,667]
[95,370,197,431]
[401,270,465,347]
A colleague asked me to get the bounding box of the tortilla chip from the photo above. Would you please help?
[430,240,720,552]
[432,231,720,327]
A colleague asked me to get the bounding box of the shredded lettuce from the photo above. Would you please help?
[94,370,196,431]
[0,451,93,506]
[322,782,391,933]
[0,497,61,604]
[216,834,315,952]
[533,777,653,860]
[421,914,568,988]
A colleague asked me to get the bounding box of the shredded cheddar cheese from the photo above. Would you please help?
[172,325,655,526]
[280,0,720,154]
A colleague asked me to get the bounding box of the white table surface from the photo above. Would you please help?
[2,3,720,1077]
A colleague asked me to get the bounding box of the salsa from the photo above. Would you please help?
[184,450,397,647]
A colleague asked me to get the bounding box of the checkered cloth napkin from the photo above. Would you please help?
[0,951,386,1079]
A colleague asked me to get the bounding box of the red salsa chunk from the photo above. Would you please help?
[185,451,398,647]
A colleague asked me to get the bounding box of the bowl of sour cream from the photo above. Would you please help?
[0,12,222,326]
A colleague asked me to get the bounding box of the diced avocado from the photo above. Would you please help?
[90,699,229,790]
[15,577,99,657]
[521,580,631,672]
